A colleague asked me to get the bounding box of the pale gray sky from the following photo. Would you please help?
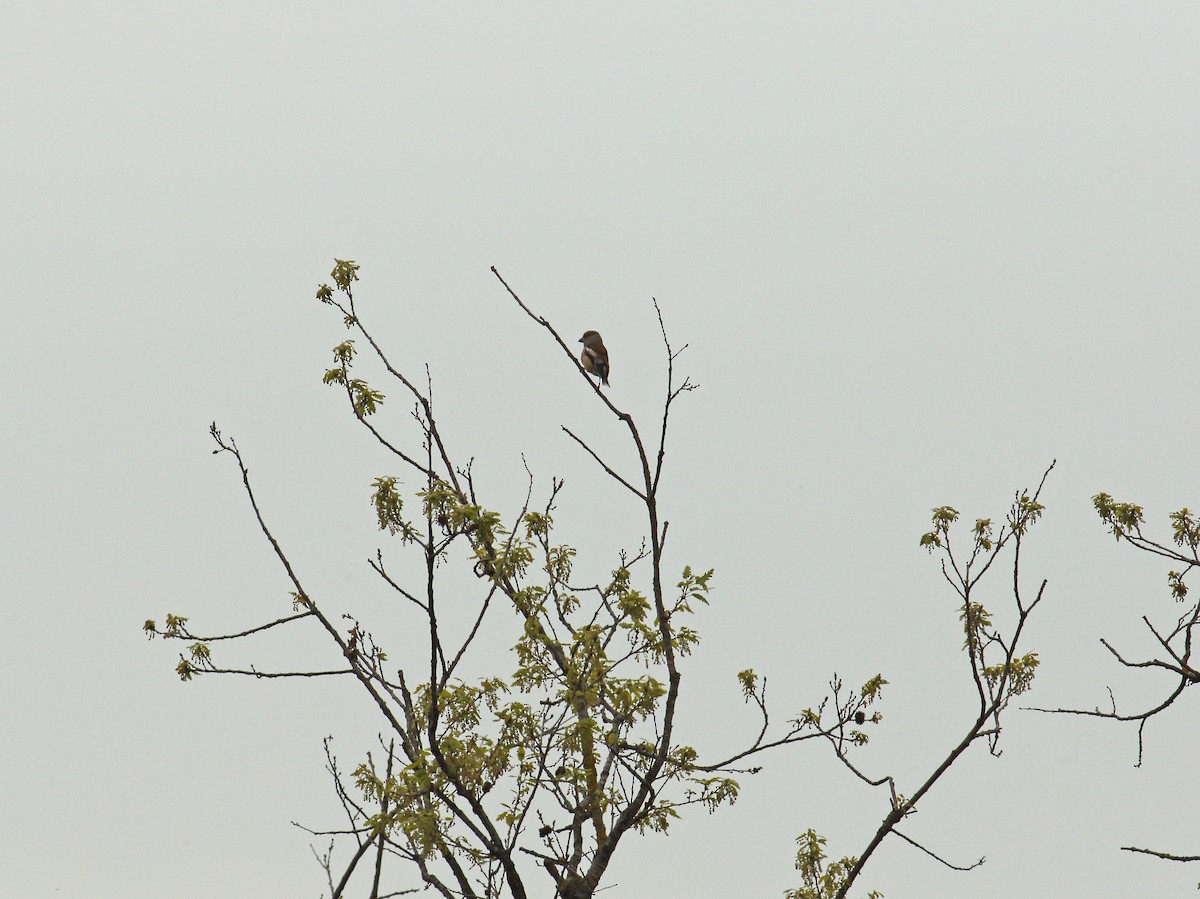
[5,4,1199,897]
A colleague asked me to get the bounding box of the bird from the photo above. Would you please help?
[578,330,610,386]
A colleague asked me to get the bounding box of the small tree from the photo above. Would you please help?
[786,468,1052,899]
[146,261,830,898]
[147,260,1059,898]
[1032,494,1200,873]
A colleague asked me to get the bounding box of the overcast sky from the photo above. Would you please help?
[5,4,1199,897]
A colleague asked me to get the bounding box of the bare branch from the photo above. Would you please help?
[201,666,354,678]
[1122,846,1200,862]
[153,611,314,643]
[561,426,645,500]
[893,828,985,872]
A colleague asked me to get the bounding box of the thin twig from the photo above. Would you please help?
[893,828,985,871]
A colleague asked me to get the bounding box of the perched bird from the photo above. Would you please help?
[578,330,610,386]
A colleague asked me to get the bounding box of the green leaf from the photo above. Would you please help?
[331,259,360,292]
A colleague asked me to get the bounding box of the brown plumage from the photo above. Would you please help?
[578,330,610,386]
